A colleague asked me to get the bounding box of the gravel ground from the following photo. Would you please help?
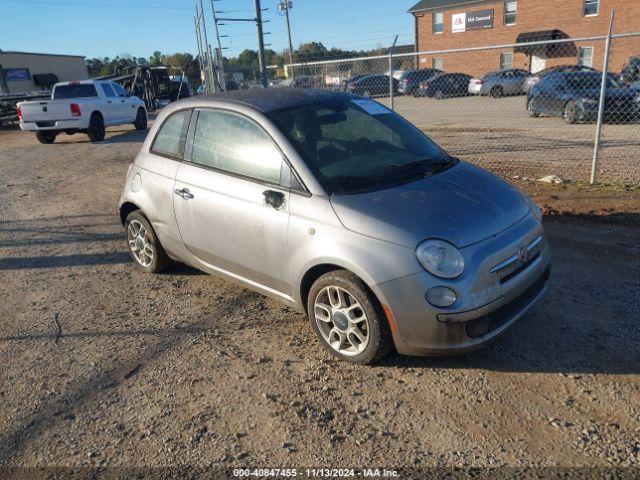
[382,95,640,184]
[0,122,639,476]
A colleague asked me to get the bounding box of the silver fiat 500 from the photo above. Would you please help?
[119,89,550,364]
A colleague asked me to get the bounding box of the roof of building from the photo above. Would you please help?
[408,0,491,13]
[0,51,86,59]
[201,88,360,113]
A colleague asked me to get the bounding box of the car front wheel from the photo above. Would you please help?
[527,98,540,117]
[307,270,393,365]
[125,211,169,273]
[564,101,579,124]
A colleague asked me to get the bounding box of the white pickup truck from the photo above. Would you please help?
[17,80,147,144]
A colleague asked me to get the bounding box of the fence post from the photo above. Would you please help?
[389,35,398,110]
[590,10,615,185]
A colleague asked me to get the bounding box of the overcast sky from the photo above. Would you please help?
[1,0,417,59]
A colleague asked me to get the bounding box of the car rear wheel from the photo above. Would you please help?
[125,211,169,273]
[87,113,105,142]
[307,270,393,365]
[490,86,504,98]
[133,108,147,130]
[527,98,540,117]
[435,90,444,100]
[36,131,57,144]
[564,101,578,124]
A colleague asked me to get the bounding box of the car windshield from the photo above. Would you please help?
[268,98,454,195]
[566,73,620,90]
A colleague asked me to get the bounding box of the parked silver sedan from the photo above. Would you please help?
[469,69,529,97]
[119,89,551,364]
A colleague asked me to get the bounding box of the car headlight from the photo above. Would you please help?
[524,195,543,223]
[415,239,465,279]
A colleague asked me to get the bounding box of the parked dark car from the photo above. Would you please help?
[620,56,640,83]
[398,69,443,96]
[341,74,371,91]
[346,74,398,97]
[469,69,530,97]
[417,73,473,99]
[523,65,597,93]
[527,71,638,124]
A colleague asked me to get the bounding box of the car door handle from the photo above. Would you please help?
[174,188,194,199]
[263,190,285,209]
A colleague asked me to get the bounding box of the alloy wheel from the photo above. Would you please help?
[314,285,370,356]
[127,219,154,267]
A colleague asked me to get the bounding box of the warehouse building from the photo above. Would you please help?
[409,0,640,76]
[0,51,88,95]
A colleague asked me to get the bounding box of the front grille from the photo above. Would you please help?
[490,235,544,284]
[465,268,550,339]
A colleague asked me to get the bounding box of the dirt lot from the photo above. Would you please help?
[0,122,639,475]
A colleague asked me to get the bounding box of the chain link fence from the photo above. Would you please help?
[283,32,640,186]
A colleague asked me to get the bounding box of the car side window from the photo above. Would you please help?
[151,110,191,158]
[112,83,129,97]
[191,109,283,184]
[102,83,116,98]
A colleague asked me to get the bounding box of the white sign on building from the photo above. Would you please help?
[452,13,466,33]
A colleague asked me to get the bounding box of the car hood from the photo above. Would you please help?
[329,162,530,249]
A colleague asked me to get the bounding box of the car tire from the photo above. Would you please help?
[490,86,504,98]
[527,98,540,117]
[133,108,147,130]
[307,270,393,365]
[36,131,57,144]
[435,90,444,100]
[363,90,372,98]
[87,113,106,142]
[564,101,578,124]
[411,88,420,97]
[125,210,170,273]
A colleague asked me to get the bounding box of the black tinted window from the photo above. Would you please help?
[151,110,190,158]
[269,99,452,195]
[53,84,98,99]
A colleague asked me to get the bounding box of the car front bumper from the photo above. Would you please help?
[372,213,551,356]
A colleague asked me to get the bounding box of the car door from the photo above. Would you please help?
[112,82,138,122]
[99,83,119,124]
[173,108,292,294]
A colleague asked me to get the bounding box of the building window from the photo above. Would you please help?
[583,0,599,16]
[433,12,443,34]
[504,2,517,25]
[500,52,513,70]
[578,47,594,67]
[432,58,443,70]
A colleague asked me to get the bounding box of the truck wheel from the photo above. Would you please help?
[36,132,57,144]
[133,108,147,131]
[307,270,393,365]
[87,113,105,142]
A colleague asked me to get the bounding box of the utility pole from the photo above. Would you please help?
[255,0,268,87]
[210,0,226,91]
[216,1,269,88]
[278,1,294,67]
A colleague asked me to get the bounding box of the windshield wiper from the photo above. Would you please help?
[388,158,451,181]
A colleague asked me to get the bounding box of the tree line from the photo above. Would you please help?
[84,42,398,83]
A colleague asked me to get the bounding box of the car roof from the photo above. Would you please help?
[199,88,361,113]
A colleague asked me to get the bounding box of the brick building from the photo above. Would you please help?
[409,0,640,76]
